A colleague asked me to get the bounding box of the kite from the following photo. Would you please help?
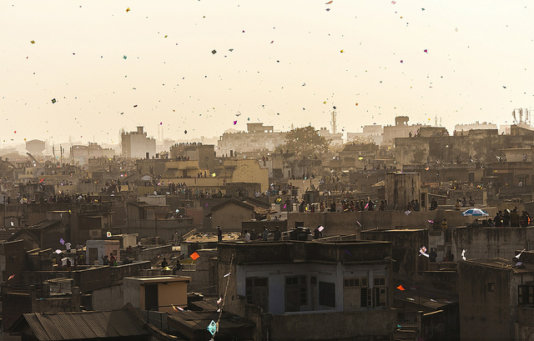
[419,246,429,258]
[171,305,183,312]
[207,320,217,336]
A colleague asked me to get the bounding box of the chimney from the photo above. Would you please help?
[146,152,149,159]
[137,126,144,134]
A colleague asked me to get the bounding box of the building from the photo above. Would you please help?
[362,229,429,279]
[385,172,422,210]
[334,142,379,170]
[123,276,190,313]
[70,143,115,165]
[121,127,156,159]
[208,199,272,231]
[218,239,396,340]
[8,305,162,341]
[347,124,384,146]
[450,226,534,262]
[383,116,426,146]
[318,127,343,146]
[394,125,534,167]
[458,252,534,340]
[86,239,120,265]
[217,123,286,156]
[169,143,216,170]
[454,121,498,136]
[126,200,193,240]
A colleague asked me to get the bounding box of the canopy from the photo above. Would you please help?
[462,208,489,217]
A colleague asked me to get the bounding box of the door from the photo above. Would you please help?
[88,248,98,265]
[145,284,159,311]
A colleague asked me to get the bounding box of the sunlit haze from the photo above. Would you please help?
[1,0,533,146]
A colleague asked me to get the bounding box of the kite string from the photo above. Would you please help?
[215,253,234,334]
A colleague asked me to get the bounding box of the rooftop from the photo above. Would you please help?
[9,308,149,340]
[218,239,392,265]
[124,275,191,284]
[463,258,534,274]
[183,232,241,243]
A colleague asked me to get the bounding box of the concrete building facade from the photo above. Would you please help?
[218,240,396,340]
[121,126,156,159]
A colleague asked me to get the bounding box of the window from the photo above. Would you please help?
[246,277,269,311]
[374,278,385,286]
[373,277,387,307]
[519,285,534,305]
[285,276,307,312]
[344,278,360,287]
[319,282,335,308]
[361,278,370,307]
[487,282,496,292]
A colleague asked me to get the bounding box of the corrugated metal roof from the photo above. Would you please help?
[21,310,149,340]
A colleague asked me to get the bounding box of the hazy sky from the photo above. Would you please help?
[1,0,533,146]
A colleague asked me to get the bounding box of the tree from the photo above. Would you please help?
[279,126,329,159]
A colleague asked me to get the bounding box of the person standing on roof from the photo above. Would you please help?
[262,227,269,241]
[217,226,223,242]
